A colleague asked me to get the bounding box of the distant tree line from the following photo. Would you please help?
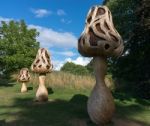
[61,62,92,76]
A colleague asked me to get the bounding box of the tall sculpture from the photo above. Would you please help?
[78,6,124,125]
[18,68,30,93]
[31,48,53,102]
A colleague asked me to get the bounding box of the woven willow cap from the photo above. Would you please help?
[31,48,53,73]
[78,5,124,57]
[18,68,30,82]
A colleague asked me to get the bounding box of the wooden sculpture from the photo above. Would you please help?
[31,48,53,102]
[78,6,124,125]
[18,68,30,93]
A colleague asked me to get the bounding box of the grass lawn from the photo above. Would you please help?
[0,81,150,126]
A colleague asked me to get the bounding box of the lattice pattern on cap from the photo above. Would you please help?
[18,68,30,82]
[31,48,53,73]
[78,6,124,57]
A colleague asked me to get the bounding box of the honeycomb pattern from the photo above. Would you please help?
[31,48,53,73]
[78,6,124,57]
[18,68,30,82]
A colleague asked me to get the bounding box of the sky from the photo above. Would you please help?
[0,0,103,70]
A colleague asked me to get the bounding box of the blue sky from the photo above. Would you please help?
[0,0,103,70]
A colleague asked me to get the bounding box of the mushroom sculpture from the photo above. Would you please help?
[31,48,53,102]
[78,6,124,125]
[18,68,30,93]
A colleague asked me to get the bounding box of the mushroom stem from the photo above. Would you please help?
[87,57,115,125]
[36,73,48,102]
[21,82,27,93]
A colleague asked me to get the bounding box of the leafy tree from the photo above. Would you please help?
[0,20,39,74]
[103,0,150,99]
[86,58,113,75]
[103,0,137,40]
[86,59,93,74]
[61,62,90,75]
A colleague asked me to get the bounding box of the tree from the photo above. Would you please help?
[103,0,150,99]
[86,59,94,74]
[0,20,39,74]
[61,62,90,75]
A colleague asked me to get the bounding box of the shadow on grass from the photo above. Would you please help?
[0,94,96,126]
[135,98,150,106]
[113,92,150,106]
[27,87,33,91]
[47,87,54,94]
[0,83,15,87]
[115,103,150,126]
[0,78,16,87]
[0,74,16,87]
[0,94,149,126]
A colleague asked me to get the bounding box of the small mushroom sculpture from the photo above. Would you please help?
[31,48,53,102]
[78,6,124,125]
[18,68,30,93]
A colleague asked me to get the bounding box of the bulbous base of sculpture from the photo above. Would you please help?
[36,74,48,102]
[87,57,115,125]
[21,83,27,93]
[36,85,48,102]
[87,85,115,125]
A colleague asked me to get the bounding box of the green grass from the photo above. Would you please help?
[0,82,92,126]
[114,93,150,125]
[0,81,150,126]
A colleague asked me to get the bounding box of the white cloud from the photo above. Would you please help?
[60,18,72,24]
[31,9,52,18]
[28,24,77,48]
[53,56,92,71]
[0,17,14,26]
[52,60,64,71]
[0,17,13,22]
[57,9,66,16]
[61,51,75,57]
[66,57,92,66]
[0,17,75,49]
[51,50,75,57]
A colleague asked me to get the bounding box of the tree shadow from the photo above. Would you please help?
[113,92,150,106]
[0,94,96,126]
[0,74,16,87]
[0,79,16,87]
[114,105,150,126]
[47,87,54,94]
[0,94,149,126]
[0,119,5,126]
[113,92,133,101]
[0,83,15,87]
[27,87,33,91]
[135,98,150,106]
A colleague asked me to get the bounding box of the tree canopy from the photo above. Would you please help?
[61,62,90,75]
[103,0,150,99]
[0,20,39,74]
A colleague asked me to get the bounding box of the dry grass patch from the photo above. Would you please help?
[12,71,114,90]
[31,71,95,89]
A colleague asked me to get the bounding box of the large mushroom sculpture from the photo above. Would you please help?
[78,6,124,125]
[31,48,53,102]
[18,68,30,93]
